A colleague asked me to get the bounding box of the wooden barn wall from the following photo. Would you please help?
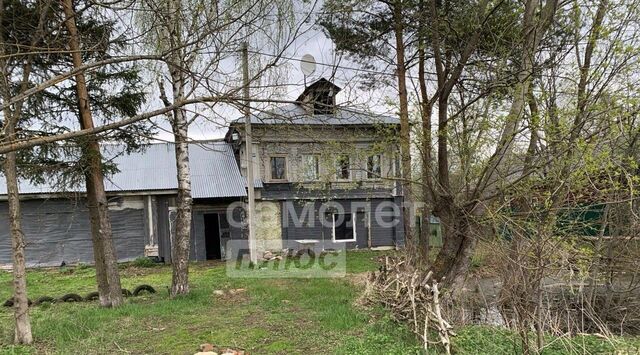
[155,198,246,263]
[190,202,245,261]
[0,197,146,267]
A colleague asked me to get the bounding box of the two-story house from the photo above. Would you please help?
[225,78,405,253]
[0,78,404,267]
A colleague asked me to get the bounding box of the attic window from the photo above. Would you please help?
[313,90,335,114]
[297,78,341,115]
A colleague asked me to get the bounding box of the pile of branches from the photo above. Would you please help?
[363,256,455,354]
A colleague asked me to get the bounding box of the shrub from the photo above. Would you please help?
[131,257,156,268]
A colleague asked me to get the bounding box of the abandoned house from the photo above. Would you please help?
[0,78,404,267]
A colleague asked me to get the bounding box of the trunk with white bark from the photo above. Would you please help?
[168,56,192,296]
[170,106,192,297]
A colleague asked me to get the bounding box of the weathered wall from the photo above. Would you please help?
[0,196,146,267]
[281,198,402,249]
[236,125,400,192]
[255,201,282,252]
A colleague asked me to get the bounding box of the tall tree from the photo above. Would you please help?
[61,0,124,307]
[139,0,299,296]
[0,0,50,343]
[321,0,561,288]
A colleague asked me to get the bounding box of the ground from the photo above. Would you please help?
[1,250,639,354]
[0,251,423,354]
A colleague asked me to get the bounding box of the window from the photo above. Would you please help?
[302,155,319,181]
[332,213,356,242]
[270,156,287,180]
[336,155,350,180]
[367,154,381,179]
[313,91,335,114]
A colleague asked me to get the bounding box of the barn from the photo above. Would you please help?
[0,141,253,267]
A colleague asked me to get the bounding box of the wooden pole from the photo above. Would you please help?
[242,42,257,264]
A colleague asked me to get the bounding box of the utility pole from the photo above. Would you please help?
[242,42,257,264]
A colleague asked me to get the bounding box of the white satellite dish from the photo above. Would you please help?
[300,54,316,76]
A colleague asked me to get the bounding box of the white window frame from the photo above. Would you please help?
[332,212,357,243]
[269,155,288,182]
[367,154,382,180]
[335,155,351,181]
[302,154,319,181]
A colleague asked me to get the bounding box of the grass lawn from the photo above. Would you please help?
[2,250,640,354]
[0,250,423,354]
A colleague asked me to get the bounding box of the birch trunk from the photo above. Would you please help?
[167,3,193,293]
[61,0,123,307]
[170,101,192,297]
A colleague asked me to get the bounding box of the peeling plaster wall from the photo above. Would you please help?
[255,201,282,252]
[237,125,400,191]
[0,197,146,267]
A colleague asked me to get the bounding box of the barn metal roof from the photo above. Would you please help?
[0,141,259,198]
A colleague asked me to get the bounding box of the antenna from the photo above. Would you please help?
[300,54,316,78]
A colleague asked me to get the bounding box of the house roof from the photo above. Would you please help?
[232,104,400,126]
[229,78,399,127]
[295,77,342,102]
[0,141,260,199]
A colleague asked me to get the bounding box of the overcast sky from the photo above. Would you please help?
[150,10,399,142]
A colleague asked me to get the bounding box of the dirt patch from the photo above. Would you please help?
[346,272,369,287]
[212,288,251,304]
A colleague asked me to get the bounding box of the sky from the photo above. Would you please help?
[150,4,399,142]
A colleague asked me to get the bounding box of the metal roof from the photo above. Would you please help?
[233,104,400,126]
[0,141,259,199]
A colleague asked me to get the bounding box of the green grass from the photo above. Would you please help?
[0,250,421,354]
[2,250,639,354]
[453,326,640,354]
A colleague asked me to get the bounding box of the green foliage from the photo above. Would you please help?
[337,313,423,354]
[1,252,639,354]
[0,0,154,191]
[130,257,157,268]
[0,251,403,354]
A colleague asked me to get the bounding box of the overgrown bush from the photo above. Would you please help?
[131,257,157,268]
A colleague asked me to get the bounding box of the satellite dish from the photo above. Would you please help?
[300,54,316,76]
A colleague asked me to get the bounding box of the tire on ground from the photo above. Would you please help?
[84,292,99,301]
[59,293,83,303]
[132,284,156,296]
[34,296,56,305]
[2,298,32,307]
[121,288,133,297]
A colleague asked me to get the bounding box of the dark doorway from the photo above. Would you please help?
[204,213,221,260]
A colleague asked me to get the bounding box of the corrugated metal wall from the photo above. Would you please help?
[0,197,146,267]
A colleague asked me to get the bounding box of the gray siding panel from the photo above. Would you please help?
[0,198,146,267]
[191,212,206,261]
[281,198,400,249]
[156,195,173,262]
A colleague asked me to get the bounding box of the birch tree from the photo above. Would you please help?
[137,0,301,296]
